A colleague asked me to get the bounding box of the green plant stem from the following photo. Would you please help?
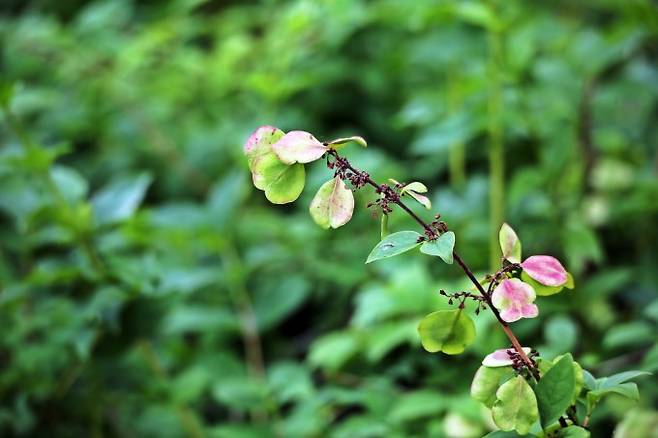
[221,242,283,432]
[486,9,505,271]
[447,74,466,187]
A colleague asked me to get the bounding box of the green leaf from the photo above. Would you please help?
[326,136,367,148]
[420,231,455,264]
[491,375,539,435]
[400,182,427,194]
[308,331,359,371]
[499,223,522,263]
[599,370,651,388]
[309,176,354,229]
[590,382,639,401]
[535,354,575,428]
[521,271,564,296]
[558,426,590,437]
[252,153,305,204]
[389,389,446,422]
[585,370,650,405]
[471,366,513,408]
[366,231,423,264]
[91,172,152,225]
[417,309,476,355]
[51,165,89,205]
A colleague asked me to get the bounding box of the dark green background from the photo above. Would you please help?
[1,0,657,436]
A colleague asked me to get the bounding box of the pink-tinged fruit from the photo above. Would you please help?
[521,255,568,287]
[499,222,521,263]
[482,347,532,367]
[244,125,279,154]
[491,279,538,323]
[272,130,327,164]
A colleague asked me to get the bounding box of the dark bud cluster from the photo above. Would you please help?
[326,151,369,190]
[507,347,539,373]
[439,289,485,310]
[367,197,392,214]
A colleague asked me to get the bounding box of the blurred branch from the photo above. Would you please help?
[486,3,505,272]
[221,242,283,430]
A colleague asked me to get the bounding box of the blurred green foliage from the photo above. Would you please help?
[1,0,657,436]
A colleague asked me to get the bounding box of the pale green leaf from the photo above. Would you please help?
[471,366,514,408]
[326,136,367,148]
[417,309,476,355]
[491,375,539,435]
[309,177,354,229]
[252,153,305,204]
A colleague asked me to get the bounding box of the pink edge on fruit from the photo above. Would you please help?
[329,177,354,228]
[491,278,538,323]
[272,130,328,164]
[482,347,532,367]
[244,125,278,153]
[521,255,568,287]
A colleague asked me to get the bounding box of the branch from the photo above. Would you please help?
[326,149,539,375]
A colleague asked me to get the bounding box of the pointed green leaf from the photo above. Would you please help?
[420,231,455,264]
[492,375,539,435]
[471,366,514,408]
[499,223,522,263]
[400,182,428,194]
[598,370,651,388]
[326,136,367,149]
[309,177,354,229]
[535,354,575,428]
[591,382,639,401]
[521,271,564,296]
[417,309,476,355]
[366,231,423,264]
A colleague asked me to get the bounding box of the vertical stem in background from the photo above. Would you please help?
[486,4,505,271]
[222,242,282,431]
[447,72,466,188]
